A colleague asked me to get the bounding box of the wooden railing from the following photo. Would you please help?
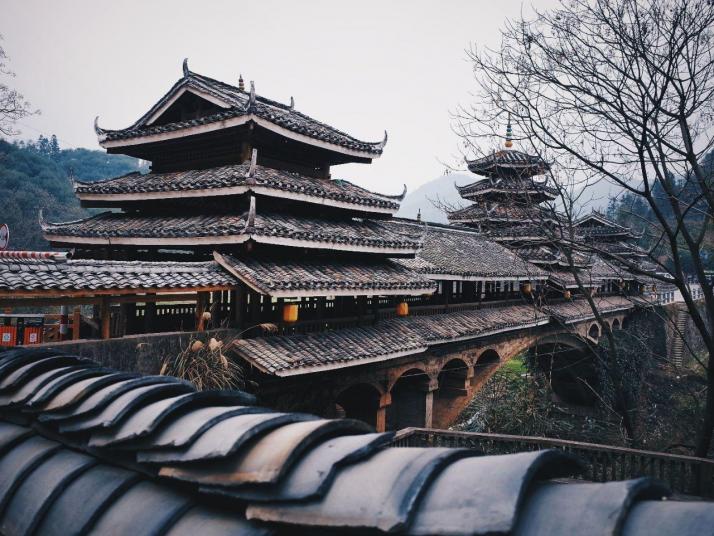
[391,428,714,498]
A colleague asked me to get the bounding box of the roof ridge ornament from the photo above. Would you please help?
[398,183,407,201]
[244,195,256,233]
[505,113,513,149]
[183,58,190,78]
[289,96,295,110]
[376,130,388,150]
[245,148,258,185]
[93,116,105,136]
[249,81,256,108]
[238,74,245,92]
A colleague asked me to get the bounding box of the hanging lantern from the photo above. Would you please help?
[396,302,409,317]
[522,282,533,295]
[564,290,572,300]
[282,303,299,323]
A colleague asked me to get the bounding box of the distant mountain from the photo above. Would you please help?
[397,172,473,223]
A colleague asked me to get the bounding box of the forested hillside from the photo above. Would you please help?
[0,136,145,250]
[606,150,714,272]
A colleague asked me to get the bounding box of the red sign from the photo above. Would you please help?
[0,224,8,251]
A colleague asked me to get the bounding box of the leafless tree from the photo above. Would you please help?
[0,36,36,136]
[457,0,714,456]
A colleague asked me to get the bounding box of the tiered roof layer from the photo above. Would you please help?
[75,162,404,215]
[97,69,385,159]
[214,252,436,298]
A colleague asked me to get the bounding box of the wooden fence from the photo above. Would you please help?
[391,428,714,498]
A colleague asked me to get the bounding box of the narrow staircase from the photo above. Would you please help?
[670,307,688,367]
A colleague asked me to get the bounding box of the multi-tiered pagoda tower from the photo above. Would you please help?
[447,125,631,294]
[447,122,558,263]
[40,60,436,329]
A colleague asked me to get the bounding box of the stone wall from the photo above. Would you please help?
[36,329,238,375]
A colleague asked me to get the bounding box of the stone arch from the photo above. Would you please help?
[469,348,503,391]
[335,383,382,428]
[529,334,598,406]
[588,323,600,340]
[433,358,471,429]
[612,318,621,331]
[386,368,434,430]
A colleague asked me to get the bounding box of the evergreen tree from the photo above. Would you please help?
[49,135,60,160]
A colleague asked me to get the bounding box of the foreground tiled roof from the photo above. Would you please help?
[214,252,436,298]
[390,221,548,281]
[0,347,709,535]
[465,149,551,178]
[42,210,422,254]
[75,162,403,215]
[0,257,236,293]
[98,69,385,157]
[234,304,548,376]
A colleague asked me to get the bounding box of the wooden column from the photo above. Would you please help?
[316,297,326,320]
[144,296,157,333]
[72,307,81,340]
[247,291,262,324]
[424,378,439,428]
[356,296,367,323]
[376,392,391,433]
[230,287,246,329]
[196,292,210,331]
[100,297,111,340]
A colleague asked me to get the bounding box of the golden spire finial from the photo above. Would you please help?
[505,114,513,148]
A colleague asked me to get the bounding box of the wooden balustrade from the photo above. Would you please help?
[391,428,714,498]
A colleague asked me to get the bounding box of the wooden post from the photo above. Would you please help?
[72,307,81,340]
[249,291,261,324]
[196,292,210,331]
[100,297,111,340]
[356,296,367,323]
[424,378,439,428]
[211,291,223,326]
[144,295,157,333]
[376,392,391,433]
[230,287,245,329]
[317,297,326,320]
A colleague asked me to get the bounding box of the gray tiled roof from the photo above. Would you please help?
[547,255,630,289]
[234,304,548,376]
[456,177,557,201]
[465,149,551,177]
[0,257,237,292]
[0,347,707,536]
[75,162,402,214]
[448,203,556,224]
[214,253,436,298]
[233,322,428,376]
[99,71,385,156]
[390,221,548,280]
[543,296,636,324]
[42,211,422,253]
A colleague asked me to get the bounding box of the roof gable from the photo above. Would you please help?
[95,62,387,160]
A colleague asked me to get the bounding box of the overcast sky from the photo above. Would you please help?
[3,0,557,194]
